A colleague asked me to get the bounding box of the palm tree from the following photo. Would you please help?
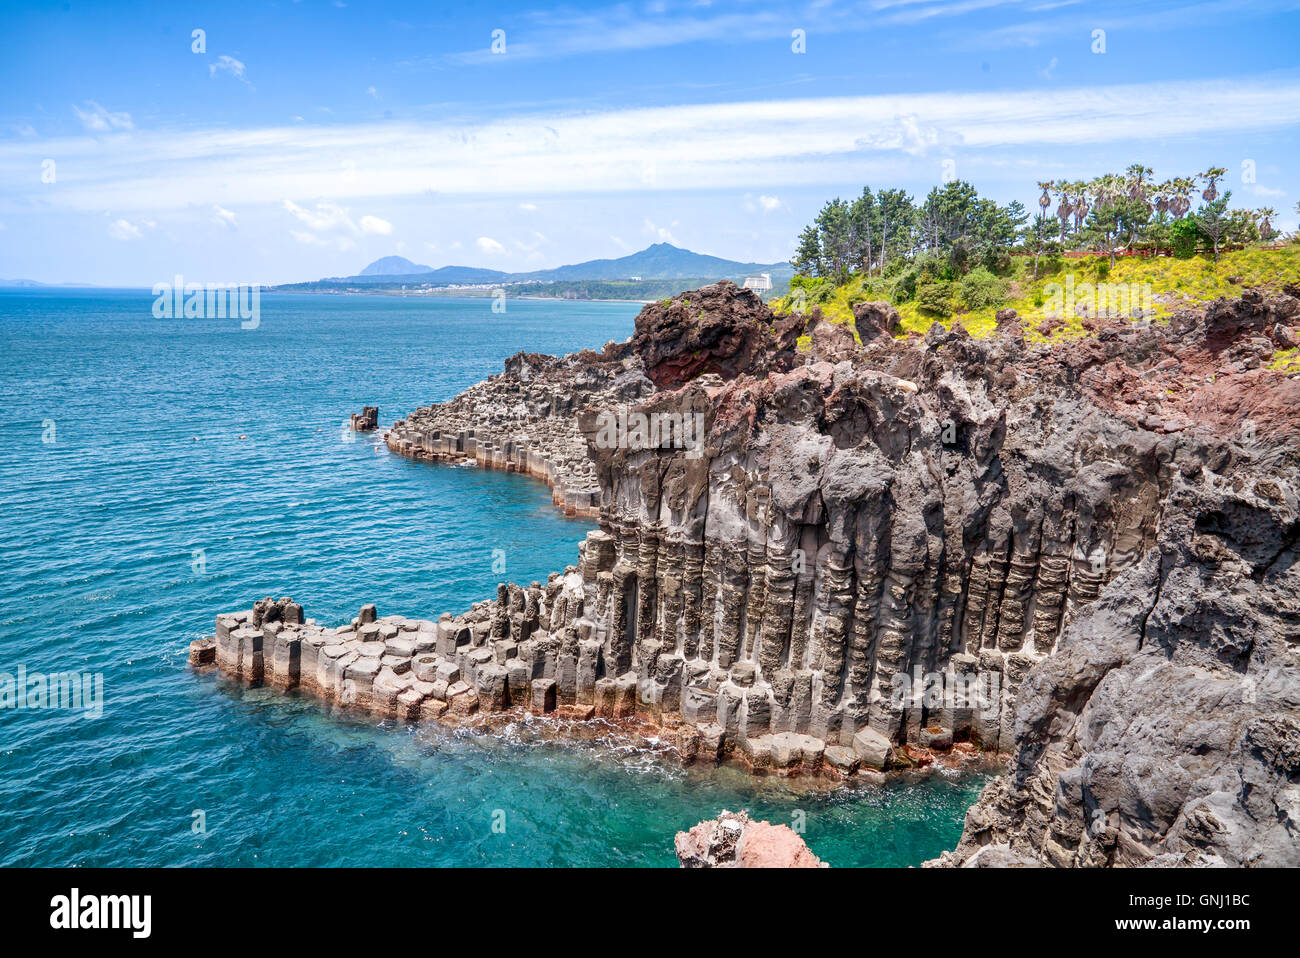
[1072,180,1091,232]
[1199,167,1227,204]
[1258,207,1277,242]
[1126,164,1154,203]
[1054,182,1073,242]
[1169,177,1195,218]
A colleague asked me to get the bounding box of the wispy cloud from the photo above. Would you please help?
[11,74,1300,212]
[209,55,248,82]
[972,0,1300,49]
[107,218,142,240]
[212,205,238,229]
[72,101,133,132]
[436,0,1110,64]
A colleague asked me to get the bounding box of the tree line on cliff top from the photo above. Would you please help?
[792,167,1285,303]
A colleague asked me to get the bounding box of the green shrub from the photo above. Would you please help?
[1171,218,1201,259]
[916,281,955,316]
[955,267,1009,311]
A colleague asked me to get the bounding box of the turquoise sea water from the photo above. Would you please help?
[0,288,984,867]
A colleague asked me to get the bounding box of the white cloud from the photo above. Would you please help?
[210,55,247,81]
[72,101,133,133]
[108,218,142,241]
[15,75,1300,212]
[643,218,679,244]
[367,86,379,99]
[212,205,238,229]
[745,193,785,213]
[1248,184,1286,198]
[283,199,355,232]
[855,114,962,157]
[518,202,538,212]
[476,236,505,254]
[283,200,391,246]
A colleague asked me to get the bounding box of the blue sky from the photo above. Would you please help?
[2,0,1299,285]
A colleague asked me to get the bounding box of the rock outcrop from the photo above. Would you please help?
[675,810,826,867]
[350,405,379,431]
[195,280,1300,863]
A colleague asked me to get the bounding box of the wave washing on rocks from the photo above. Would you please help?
[192,280,1300,866]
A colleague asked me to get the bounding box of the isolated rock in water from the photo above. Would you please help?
[632,281,775,388]
[675,810,827,868]
[350,405,379,431]
[851,300,901,342]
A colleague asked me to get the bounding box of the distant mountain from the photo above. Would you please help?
[320,243,790,288]
[515,243,791,283]
[358,255,433,276]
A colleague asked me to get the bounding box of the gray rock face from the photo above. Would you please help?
[931,474,1300,868]
[193,283,1300,865]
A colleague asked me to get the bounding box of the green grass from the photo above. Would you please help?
[1270,346,1300,372]
[770,242,1300,346]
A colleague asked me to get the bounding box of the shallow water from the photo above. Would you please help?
[0,288,983,866]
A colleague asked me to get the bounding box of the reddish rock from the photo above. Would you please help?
[852,300,901,343]
[675,810,827,868]
[632,281,776,389]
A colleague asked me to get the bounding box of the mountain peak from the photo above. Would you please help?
[359,255,433,276]
[332,243,791,288]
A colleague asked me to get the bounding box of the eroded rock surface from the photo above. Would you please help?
[196,280,1300,863]
[675,810,826,867]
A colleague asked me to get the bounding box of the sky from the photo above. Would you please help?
[1,0,1298,286]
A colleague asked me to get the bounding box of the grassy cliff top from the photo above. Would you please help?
[772,241,1300,346]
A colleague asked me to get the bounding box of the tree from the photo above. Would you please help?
[1199,167,1228,203]
[875,188,915,274]
[1022,209,1061,279]
[1195,191,1232,263]
[849,187,876,275]
[1257,208,1278,243]
[791,224,823,277]
[1080,187,1150,268]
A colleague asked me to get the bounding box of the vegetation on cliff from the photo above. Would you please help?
[775,172,1297,345]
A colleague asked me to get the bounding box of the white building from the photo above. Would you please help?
[743,273,772,291]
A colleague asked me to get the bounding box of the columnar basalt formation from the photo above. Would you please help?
[383,351,654,517]
[195,281,1300,860]
[350,405,379,431]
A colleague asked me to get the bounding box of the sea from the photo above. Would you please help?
[0,288,985,867]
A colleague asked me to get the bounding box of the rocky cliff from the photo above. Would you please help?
[194,281,1299,864]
